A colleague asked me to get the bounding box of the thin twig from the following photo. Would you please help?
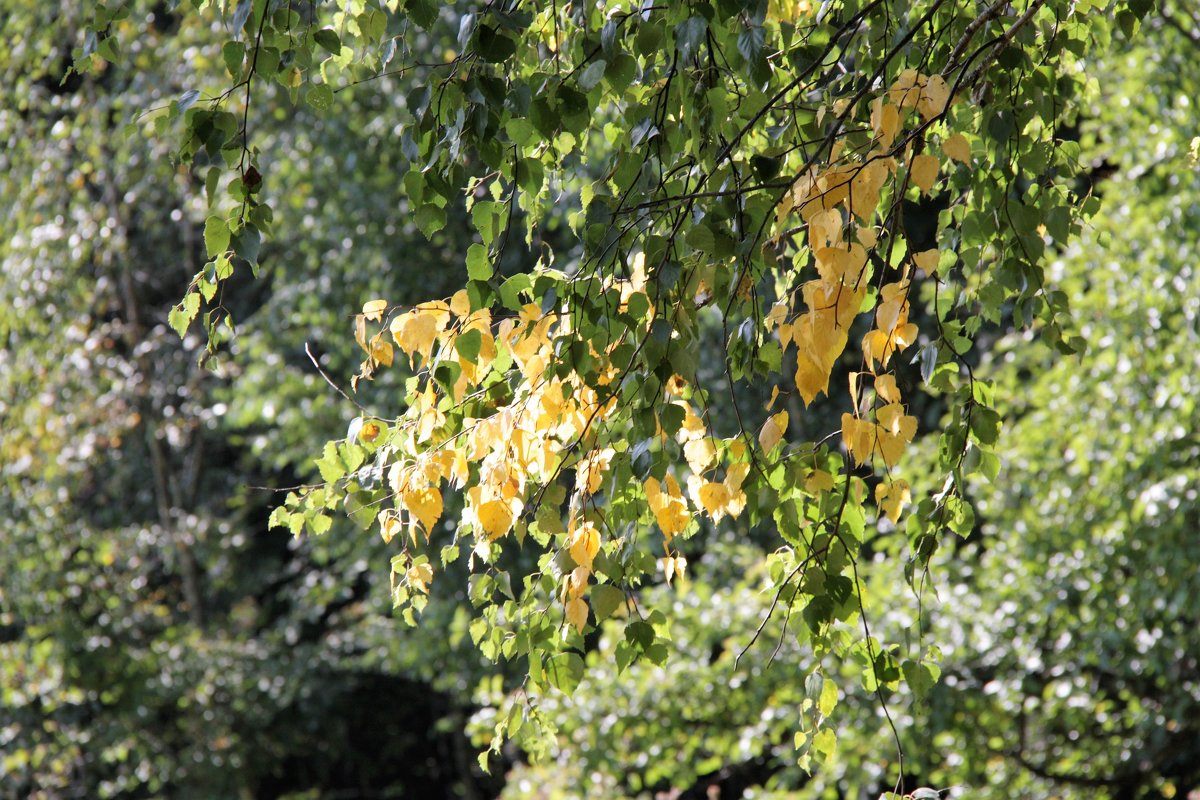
[306,342,366,411]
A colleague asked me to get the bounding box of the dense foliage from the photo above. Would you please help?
[3,0,1197,798]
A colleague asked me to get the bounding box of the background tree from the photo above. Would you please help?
[1,3,497,796]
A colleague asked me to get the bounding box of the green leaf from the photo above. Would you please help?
[306,83,334,111]
[203,216,231,259]
[169,292,200,338]
[578,59,607,91]
[544,652,585,694]
[456,328,483,365]
[313,29,342,55]
[315,441,346,483]
[466,243,492,281]
[591,585,625,622]
[970,406,1002,446]
[222,41,245,78]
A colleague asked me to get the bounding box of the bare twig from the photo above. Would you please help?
[306,342,367,412]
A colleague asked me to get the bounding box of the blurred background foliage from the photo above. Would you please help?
[2,1,1198,799]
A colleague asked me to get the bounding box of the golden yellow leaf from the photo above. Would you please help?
[684,437,716,473]
[875,480,911,523]
[645,475,690,540]
[359,421,381,442]
[870,97,900,149]
[370,335,394,368]
[917,74,950,121]
[894,321,919,348]
[362,299,388,322]
[564,565,589,599]
[877,403,917,440]
[578,448,614,495]
[875,373,901,404]
[477,498,514,540]
[405,485,443,535]
[841,413,876,466]
[758,410,789,453]
[660,555,677,585]
[876,430,906,467]
[765,302,789,333]
[407,561,433,594]
[913,248,940,276]
[862,329,894,372]
[690,479,732,522]
[679,403,707,441]
[569,522,601,571]
[849,159,889,221]
[909,154,939,195]
[565,597,589,633]
[942,132,971,164]
[391,309,442,365]
[449,289,471,317]
[378,511,400,544]
[808,208,843,252]
[805,469,836,494]
[888,68,922,109]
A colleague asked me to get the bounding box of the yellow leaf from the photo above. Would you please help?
[679,403,707,441]
[569,522,601,571]
[862,329,894,372]
[875,479,911,523]
[917,74,950,120]
[378,511,400,544]
[565,597,589,634]
[406,561,433,594]
[564,565,590,599]
[684,437,716,473]
[841,413,876,466]
[849,159,889,221]
[758,410,789,453]
[690,479,733,522]
[449,289,471,317]
[874,373,901,404]
[942,132,971,165]
[725,462,750,496]
[765,302,789,333]
[660,555,677,585]
[795,350,831,406]
[477,499,514,540]
[644,475,691,540]
[888,68,922,109]
[362,299,388,322]
[913,248,940,276]
[856,226,878,248]
[877,403,917,440]
[578,448,614,496]
[870,97,900,149]
[808,208,843,252]
[359,420,381,442]
[805,469,836,494]
[370,335,394,367]
[766,385,781,411]
[390,306,448,365]
[909,154,939,195]
[876,429,906,468]
[405,485,443,535]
